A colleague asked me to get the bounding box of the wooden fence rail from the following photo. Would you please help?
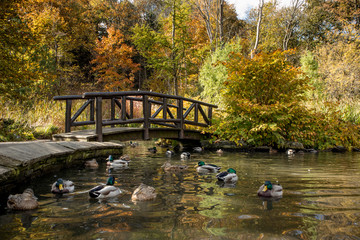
[53,91,217,142]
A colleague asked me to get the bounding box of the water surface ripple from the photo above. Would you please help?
[1,143,360,239]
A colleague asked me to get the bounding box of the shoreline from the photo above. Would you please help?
[0,140,124,195]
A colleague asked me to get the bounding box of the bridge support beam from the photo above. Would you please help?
[143,95,150,140]
[65,99,72,133]
[178,99,184,139]
[96,97,103,142]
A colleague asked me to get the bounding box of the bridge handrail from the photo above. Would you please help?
[82,91,218,108]
[54,91,217,141]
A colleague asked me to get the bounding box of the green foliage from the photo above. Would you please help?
[198,40,243,107]
[0,119,35,142]
[209,50,360,149]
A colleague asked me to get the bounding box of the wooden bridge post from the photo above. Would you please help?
[178,99,184,139]
[90,99,95,122]
[194,103,199,123]
[143,95,150,140]
[163,97,167,119]
[121,96,126,120]
[65,99,72,133]
[96,96,103,142]
[111,98,115,128]
[208,106,213,125]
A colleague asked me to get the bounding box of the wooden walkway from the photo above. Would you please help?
[53,91,217,142]
[0,141,124,194]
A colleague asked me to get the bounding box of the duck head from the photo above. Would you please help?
[227,168,236,174]
[107,155,114,162]
[56,178,64,191]
[263,181,273,192]
[106,176,116,185]
[195,161,205,168]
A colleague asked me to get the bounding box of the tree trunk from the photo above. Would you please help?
[172,0,178,95]
[252,0,264,59]
[283,0,303,50]
[219,0,224,46]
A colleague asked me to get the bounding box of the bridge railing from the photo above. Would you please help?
[53,91,217,141]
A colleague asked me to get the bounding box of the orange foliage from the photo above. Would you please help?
[92,26,139,91]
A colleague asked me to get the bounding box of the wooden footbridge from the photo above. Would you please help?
[52,91,217,142]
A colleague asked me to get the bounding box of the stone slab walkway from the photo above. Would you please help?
[0,140,124,194]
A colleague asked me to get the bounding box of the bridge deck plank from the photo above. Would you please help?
[52,127,205,142]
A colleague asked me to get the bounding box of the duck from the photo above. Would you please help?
[286,149,295,156]
[7,188,39,211]
[257,181,283,198]
[216,149,224,154]
[180,152,191,160]
[195,161,221,173]
[51,178,74,194]
[216,168,238,183]
[269,147,278,154]
[162,162,188,172]
[85,159,99,168]
[131,183,157,201]
[106,155,130,167]
[148,147,157,153]
[89,176,122,199]
[165,149,175,157]
[193,147,203,153]
[129,141,138,147]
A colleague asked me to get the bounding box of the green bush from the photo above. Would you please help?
[0,118,35,141]
[209,50,360,150]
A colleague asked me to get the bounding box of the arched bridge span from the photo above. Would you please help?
[53,91,217,142]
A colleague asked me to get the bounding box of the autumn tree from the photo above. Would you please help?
[92,26,140,91]
[133,0,196,95]
[19,0,98,97]
[0,0,35,102]
[210,50,312,147]
[198,40,244,107]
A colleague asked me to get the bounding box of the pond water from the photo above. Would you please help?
[1,142,360,239]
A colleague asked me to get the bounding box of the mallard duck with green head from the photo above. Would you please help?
[216,168,238,183]
[89,176,122,199]
[106,155,130,167]
[7,188,39,211]
[51,178,74,194]
[257,181,283,198]
[195,161,221,173]
[148,147,157,153]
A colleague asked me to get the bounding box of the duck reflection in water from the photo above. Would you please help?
[216,181,236,188]
[21,212,38,228]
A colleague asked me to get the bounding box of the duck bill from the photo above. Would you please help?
[59,184,63,191]
[262,185,268,192]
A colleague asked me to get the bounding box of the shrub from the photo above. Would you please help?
[209,50,360,149]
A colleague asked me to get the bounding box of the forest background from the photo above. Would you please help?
[1,0,360,150]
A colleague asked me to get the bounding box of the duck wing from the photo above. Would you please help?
[216,171,228,180]
[89,185,105,198]
[206,164,221,170]
[64,180,75,193]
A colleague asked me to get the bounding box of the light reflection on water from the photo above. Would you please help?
[1,142,360,239]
